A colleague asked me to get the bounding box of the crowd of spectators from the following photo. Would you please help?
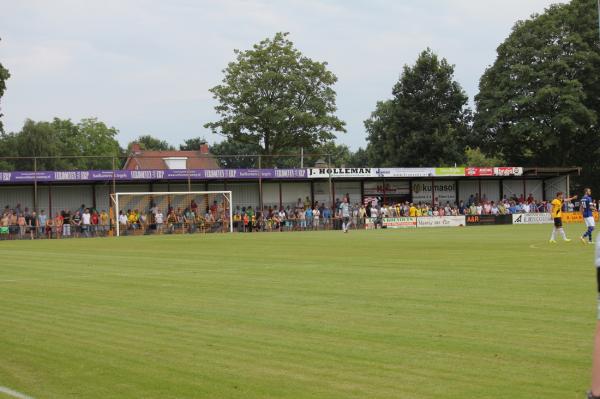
[0,203,112,240]
[0,192,588,240]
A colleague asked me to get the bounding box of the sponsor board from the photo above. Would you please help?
[561,212,599,223]
[363,181,410,196]
[416,216,465,228]
[375,168,435,178]
[307,167,435,179]
[512,213,552,224]
[494,167,523,177]
[434,167,465,176]
[308,168,374,178]
[465,167,494,177]
[412,181,456,205]
[465,214,497,225]
[382,217,417,228]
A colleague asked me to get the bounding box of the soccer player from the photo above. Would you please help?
[340,196,351,233]
[549,191,577,243]
[582,188,596,245]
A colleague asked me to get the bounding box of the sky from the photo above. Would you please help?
[0,0,567,150]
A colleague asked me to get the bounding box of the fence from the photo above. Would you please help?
[1,212,594,241]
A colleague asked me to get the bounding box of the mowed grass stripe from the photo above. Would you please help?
[0,225,595,398]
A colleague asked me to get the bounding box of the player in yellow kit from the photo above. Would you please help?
[549,191,577,243]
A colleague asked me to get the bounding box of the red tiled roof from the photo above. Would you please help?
[123,148,219,170]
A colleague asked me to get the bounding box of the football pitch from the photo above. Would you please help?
[0,225,595,399]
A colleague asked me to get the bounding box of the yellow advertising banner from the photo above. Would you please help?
[562,212,599,223]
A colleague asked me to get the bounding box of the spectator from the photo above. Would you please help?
[81,209,91,237]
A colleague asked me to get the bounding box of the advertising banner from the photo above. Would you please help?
[561,212,599,223]
[416,216,465,228]
[0,169,308,183]
[307,168,373,178]
[411,181,456,205]
[434,167,465,176]
[307,167,435,179]
[464,214,513,225]
[465,167,494,177]
[512,213,553,225]
[382,217,417,228]
[494,167,523,177]
[465,214,497,225]
[375,168,435,178]
[363,181,410,196]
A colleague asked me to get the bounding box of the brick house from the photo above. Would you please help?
[123,143,219,170]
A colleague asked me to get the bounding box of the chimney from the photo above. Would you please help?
[200,143,210,154]
[131,143,142,154]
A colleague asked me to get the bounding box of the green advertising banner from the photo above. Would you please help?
[434,167,465,176]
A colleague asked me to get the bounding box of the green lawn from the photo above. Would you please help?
[0,225,596,399]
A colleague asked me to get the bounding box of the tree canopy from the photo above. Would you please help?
[127,135,174,152]
[0,118,122,170]
[474,0,600,172]
[364,49,471,167]
[204,32,346,165]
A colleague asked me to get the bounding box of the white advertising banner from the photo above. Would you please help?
[363,181,410,196]
[382,217,417,228]
[416,216,465,228]
[307,167,435,178]
[494,167,524,177]
[307,168,374,178]
[411,181,456,205]
[512,213,553,224]
[375,168,435,178]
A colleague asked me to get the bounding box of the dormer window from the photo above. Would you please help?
[162,157,187,169]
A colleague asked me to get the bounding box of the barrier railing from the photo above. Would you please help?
[0,213,594,240]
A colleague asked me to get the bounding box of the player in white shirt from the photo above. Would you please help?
[339,197,351,233]
[312,207,320,230]
[155,209,164,234]
[81,209,91,238]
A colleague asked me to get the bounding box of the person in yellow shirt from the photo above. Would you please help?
[409,203,417,217]
[550,191,577,243]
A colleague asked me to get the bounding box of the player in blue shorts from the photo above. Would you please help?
[581,188,595,245]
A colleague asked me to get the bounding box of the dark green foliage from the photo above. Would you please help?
[474,0,600,188]
[204,32,346,166]
[364,49,471,167]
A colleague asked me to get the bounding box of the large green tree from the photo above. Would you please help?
[474,0,600,174]
[204,32,346,166]
[0,118,122,170]
[364,49,471,167]
[0,38,10,134]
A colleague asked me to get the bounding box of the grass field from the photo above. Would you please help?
[0,225,596,399]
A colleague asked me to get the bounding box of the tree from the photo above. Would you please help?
[347,148,371,167]
[464,147,504,167]
[72,118,122,169]
[0,38,10,134]
[474,0,600,173]
[364,49,471,167]
[204,32,346,166]
[128,135,174,151]
[209,139,262,169]
[13,119,66,170]
[179,137,207,151]
[0,118,123,171]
